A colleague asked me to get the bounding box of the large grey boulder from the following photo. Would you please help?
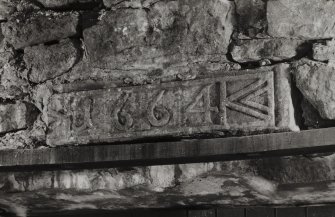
[84,0,235,70]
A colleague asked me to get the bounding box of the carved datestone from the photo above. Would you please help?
[46,67,295,146]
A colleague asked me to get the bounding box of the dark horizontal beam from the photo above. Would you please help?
[1,128,335,171]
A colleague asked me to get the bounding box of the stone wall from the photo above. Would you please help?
[1,0,334,148]
[1,0,335,216]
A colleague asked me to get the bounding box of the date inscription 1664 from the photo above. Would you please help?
[47,71,275,146]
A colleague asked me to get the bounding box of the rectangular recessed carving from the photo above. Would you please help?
[46,70,275,146]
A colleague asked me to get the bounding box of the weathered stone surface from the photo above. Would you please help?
[274,64,299,131]
[267,0,335,38]
[234,0,266,37]
[1,155,335,215]
[0,31,16,69]
[0,0,17,21]
[231,39,304,63]
[301,99,335,129]
[103,0,157,8]
[1,11,79,49]
[0,102,28,134]
[0,114,46,150]
[253,154,335,184]
[24,39,80,83]
[50,57,241,91]
[46,69,279,146]
[178,163,215,182]
[0,58,30,100]
[313,40,335,62]
[84,0,235,70]
[293,59,335,119]
[149,165,175,192]
[36,0,100,8]
[16,0,42,12]
[103,0,138,8]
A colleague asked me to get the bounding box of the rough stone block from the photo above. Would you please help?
[293,59,335,119]
[46,67,297,146]
[24,39,80,83]
[1,11,79,49]
[267,0,335,38]
[0,51,33,100]
[235,0,266,36]
[313,40,335,62]
[231,39,304,63]
[0,102,28,134]
[83,0,235,70]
